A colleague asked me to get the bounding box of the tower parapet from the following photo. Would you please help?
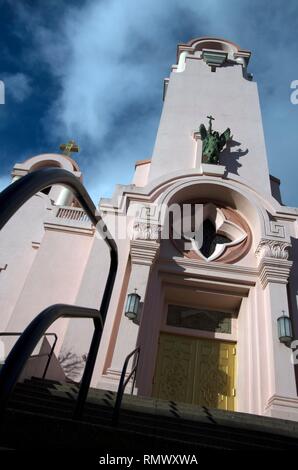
[149,37,270,198]
[11,153,82,206]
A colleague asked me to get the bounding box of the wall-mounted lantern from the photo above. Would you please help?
[125,289,141,320]
[277,311,293,346]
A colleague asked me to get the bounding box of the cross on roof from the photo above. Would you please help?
[59,140,80,157]
[207,115,215,132]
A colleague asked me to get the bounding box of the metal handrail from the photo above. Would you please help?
[112,347,140,425]
[0,304,100,415]
[0,168,98,229]
[0,168,118,418]
[0,332,58,380]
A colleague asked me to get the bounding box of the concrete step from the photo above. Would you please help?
[13,383,78,400]
[9,397,274,450]
[2,407,220,451]
[29,376,67,386]
[15,379,298,441]
[8,391,298,450]
[3,377,298,450]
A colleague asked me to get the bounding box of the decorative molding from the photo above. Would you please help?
[130,239,160,266]
[183,204,247,261]
[266,221,286,239]
[44,205,93,235]
[99,170,275,217]
[255,239,291,261]
[258,257,292,289]
[44,222,94,236]
[133,222,161,241]
[265,394,298,411]
[56,206,89,223]
[201,163,226,177]
[172,204,252,265]
[160,257,257,286]
[256,240,292,288]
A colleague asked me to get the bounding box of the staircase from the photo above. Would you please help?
[1,377,298,450]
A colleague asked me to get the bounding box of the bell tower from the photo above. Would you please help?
[4,37,297,424]
[148,37,271,196]
[95,37,298,422]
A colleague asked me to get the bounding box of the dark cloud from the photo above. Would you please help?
[0,0,297,206]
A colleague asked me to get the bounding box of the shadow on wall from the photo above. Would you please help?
[18,337,66,383]
[220,139,248,176]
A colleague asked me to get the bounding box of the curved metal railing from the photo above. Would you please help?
[0,168,97,229]
[112,347,140,425]
[0,168,118,418]
[0,332,58,380]
[0,305,100,415]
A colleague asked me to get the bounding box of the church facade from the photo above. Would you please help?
[1,37,298,421]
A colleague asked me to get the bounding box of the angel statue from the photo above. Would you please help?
[199,115,231,164]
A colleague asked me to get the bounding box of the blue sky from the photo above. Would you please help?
[0,0,298,206]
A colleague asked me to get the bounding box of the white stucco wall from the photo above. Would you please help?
[149,57,271,197]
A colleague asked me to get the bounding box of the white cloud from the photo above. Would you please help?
[11,0,298,205]
[13,0,201,199]
[2,73,32,103]
[42,1,179,141]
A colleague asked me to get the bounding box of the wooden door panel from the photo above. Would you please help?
[152,333,196,403]
[153,333,236,411]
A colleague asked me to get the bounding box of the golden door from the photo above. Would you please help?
[152,333,236,411]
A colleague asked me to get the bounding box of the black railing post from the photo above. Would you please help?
[112,347,140,426]
[0,305,100,417]
[0,168,118,418]
[74,238,118,419]
[0,332,57,380]
[42,333,58,379]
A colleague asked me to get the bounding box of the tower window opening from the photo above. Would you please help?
[201,219,231,258]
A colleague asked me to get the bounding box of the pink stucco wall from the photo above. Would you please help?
[1,38,298,422]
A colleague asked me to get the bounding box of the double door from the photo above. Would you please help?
[152,333,236,411]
